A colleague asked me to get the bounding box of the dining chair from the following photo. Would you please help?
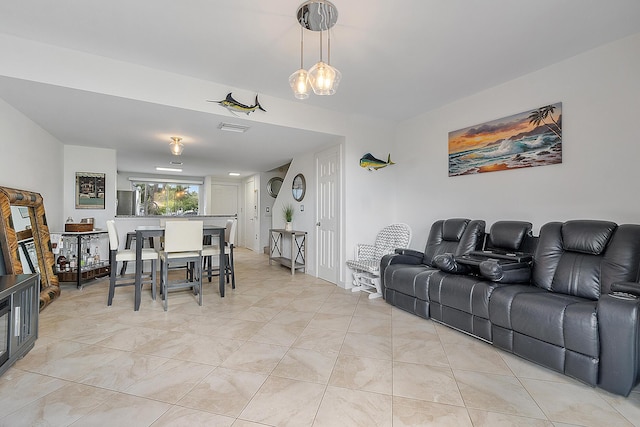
[106,220,159,307]
[159,220,203,311]
[119,231,155,276]
[202,218,237,289]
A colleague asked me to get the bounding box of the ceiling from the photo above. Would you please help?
[0,0,639,178]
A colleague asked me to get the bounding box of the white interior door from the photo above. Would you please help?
[316,146,340,284]
[244,178,259,251]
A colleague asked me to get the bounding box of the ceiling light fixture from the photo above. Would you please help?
[290,0,341,98]
[218,122,250,133]
[169,136,184,156]
[156,167,183,172]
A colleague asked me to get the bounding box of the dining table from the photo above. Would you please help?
[134,224,226,311]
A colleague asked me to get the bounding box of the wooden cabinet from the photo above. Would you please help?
[269,229,307,275]
[0,274,39,377]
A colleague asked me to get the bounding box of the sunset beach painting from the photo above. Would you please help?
[448,102,562,176]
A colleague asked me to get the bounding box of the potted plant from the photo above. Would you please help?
[283,204,294,231]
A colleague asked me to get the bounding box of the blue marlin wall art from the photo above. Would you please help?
[359,153,395,171]
[208,93,266,116]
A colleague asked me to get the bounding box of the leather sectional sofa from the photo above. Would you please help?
[380,218,640,397]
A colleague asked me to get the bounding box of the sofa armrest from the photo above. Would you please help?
[394,248,424,258]
[380,249,426,297]
[597,294,640,396]
[611,282,640,298]
[379,251,423,271]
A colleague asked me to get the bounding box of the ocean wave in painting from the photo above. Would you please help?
[449,132,562,176]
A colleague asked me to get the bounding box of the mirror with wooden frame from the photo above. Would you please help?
[0,186,59,310]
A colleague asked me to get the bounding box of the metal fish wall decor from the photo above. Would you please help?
[360,153,395,171]
[208,93,266,115]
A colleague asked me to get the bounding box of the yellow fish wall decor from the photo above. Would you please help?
[360,153,395,171]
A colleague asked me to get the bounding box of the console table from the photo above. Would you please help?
[269,229,307,275]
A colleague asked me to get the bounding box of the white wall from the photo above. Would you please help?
[393,33,640,248]
[63,145,117,231]
[343,116,398,279]
[0,97,64,226]
[260,167,288,251]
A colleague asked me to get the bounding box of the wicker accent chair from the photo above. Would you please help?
[346,223,412,299]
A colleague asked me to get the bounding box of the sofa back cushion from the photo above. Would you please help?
[486,221,533,252]
[533,220,640,299]
[423,219,485,266]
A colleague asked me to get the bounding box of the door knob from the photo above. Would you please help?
[316,222,321,226]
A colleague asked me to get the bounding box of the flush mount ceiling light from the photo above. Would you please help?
[169,137,184,156]
[289,0,341,98]
[156,167,183,172]
[218,122,250,133]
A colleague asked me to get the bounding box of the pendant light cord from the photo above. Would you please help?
[300,26,304,69]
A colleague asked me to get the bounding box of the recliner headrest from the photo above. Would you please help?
[489,221,532,251]
[561,220,617,255]
[442,218,470,241]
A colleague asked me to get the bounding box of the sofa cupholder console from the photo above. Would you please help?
[381,218,640,397]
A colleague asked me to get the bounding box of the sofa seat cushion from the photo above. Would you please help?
[429,272,503,319]
[510,292,591,348]
[384,264,437,300]
[489,285,545,329]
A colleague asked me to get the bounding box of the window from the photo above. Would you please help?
[132,181,200,216]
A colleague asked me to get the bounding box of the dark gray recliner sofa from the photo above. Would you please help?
[381,218,640,396]
[380,218,486,318]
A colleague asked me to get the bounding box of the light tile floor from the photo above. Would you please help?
[1,248,639,426]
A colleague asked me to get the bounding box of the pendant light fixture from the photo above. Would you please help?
[169,137,184,156]
[289,26,310,99]
[289,1,340,98]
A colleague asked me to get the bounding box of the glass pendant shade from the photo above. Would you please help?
[289,68,310,99]
[169,137,184,156]
[308,61,341,95]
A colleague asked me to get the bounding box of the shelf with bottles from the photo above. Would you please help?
[51,230,110,289]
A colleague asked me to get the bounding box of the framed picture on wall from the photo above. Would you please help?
[448,102,562,176]
[75,172,106,209]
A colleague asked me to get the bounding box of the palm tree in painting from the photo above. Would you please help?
[528,105,562,139]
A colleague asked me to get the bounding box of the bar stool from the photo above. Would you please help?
[120,232,155,276]
[202,219,237,289]
[106,220,159,307]
[159,220,203,311]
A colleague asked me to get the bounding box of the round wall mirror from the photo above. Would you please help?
[267,177,283,198]
[292,173,306,201]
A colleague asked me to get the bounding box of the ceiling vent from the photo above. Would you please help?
[218,122,250,133]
